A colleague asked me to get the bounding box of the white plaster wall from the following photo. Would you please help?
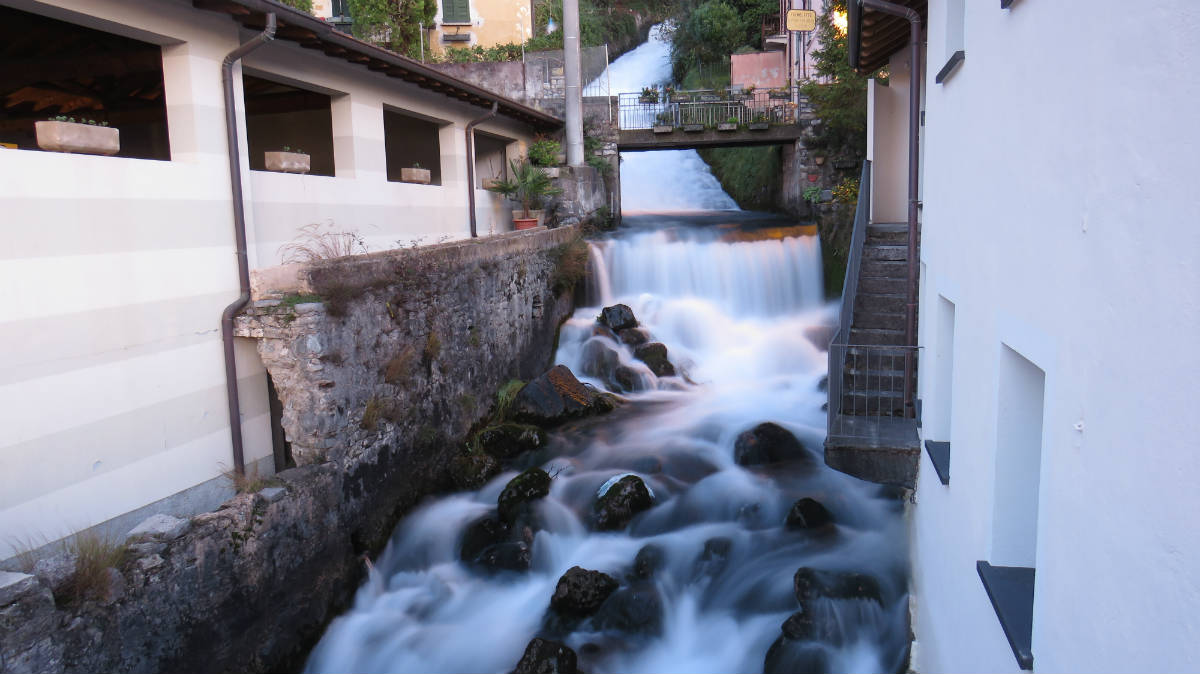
[911,1,1200,671]
[0,0,540,560]
[868,54,909,224]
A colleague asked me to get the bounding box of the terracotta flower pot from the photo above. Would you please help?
[35,121,119,156]
[513,217,539,230]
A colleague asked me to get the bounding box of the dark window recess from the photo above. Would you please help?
[243,74,336,177]
[443,0,471,24]
[1001,0,1016,8]
[935,50,966,84]
[384,109,443,185]
[977,561,1034,670]
[473,131,509,188]
[0,6,170,160]
[924,440,950,485]
[266,374,294,472]
[442,32,472,42]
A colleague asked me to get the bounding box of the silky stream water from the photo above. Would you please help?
[304,26,908,674]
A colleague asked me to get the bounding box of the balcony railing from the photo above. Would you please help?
[616,88,811,131]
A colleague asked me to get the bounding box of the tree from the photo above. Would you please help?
[348,0,438,59]
[669,0,742,82]
[279,0,314,12]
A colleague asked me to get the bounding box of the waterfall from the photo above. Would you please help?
[304,30,909,674]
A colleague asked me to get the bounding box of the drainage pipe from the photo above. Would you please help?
[860,0,920,415]
[466,101,499,238]
[220,14,276,475]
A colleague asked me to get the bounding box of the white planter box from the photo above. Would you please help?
[482,177,503,190]
[538,166,561,179]
[653,125,673,134]
[264,151,310,174]
[401,167,431,184]
[35,121,119,156]
[717,122,738,131]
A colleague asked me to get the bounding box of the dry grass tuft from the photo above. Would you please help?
[222,464,274,494]
[551,237,591,292]
[361,396,384,430]
[278,223,368,264]
[384,346,418,383]
[61,531,126,604]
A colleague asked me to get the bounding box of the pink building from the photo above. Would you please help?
[733,0,829,89]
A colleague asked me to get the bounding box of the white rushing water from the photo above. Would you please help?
[605,25,738,212]
[305,30,908,674]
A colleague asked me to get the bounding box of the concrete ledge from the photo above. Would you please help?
[618,124,804,151]
[825,415,920,488]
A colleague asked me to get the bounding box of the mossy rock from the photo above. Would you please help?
[498,467,552,523]
[477,423,545,461]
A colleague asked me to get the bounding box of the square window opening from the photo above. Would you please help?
[0,6,171,160]
[474,131,512,188]
[384,108,444,185]
[243,74,336,177]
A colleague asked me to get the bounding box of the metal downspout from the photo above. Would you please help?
[220,14,276,475]
[466,101,499,238]
[860,0,921,416]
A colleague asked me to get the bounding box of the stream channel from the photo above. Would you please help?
[304,26,909,674]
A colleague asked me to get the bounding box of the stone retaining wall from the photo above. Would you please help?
[0,226,583,674]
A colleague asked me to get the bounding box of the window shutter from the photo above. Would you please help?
[443,0,470,24]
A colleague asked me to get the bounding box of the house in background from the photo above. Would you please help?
[432,0,535,52]
[733,0,829,91]
[848,0,1200,671]
[0,0,558,563]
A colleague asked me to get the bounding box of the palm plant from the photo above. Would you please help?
[486,158,563,218]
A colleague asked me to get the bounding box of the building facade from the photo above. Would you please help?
[0,0,557,562]
[432,0,535,53]
[856,0,1200,671]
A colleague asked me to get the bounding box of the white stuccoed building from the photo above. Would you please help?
[0,0,559,562]
[849,0,1200,671]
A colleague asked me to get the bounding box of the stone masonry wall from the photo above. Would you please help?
[0,227,582,674]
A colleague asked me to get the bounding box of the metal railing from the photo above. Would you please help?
[761,13,784,43]
[617,88,811,131]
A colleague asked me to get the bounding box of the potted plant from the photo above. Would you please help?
[400,161,431,184]
[718,116,738,131]
[638,87,659,104]
[35,116,119,156]
[528,135,562,178]
[769,86,791,100]
[486,158,563,230]
[653,110,674,134]
[749,111,770,130]
[264,145,311,174]
[668,88,690,103]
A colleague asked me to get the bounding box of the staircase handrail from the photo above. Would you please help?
[827,159,872,424]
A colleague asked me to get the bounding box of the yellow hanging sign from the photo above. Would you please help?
[786,9,817,32]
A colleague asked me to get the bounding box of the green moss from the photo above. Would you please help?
[697,146,782,211]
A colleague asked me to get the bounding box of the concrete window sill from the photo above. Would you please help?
[924,440,950,485]
[977,561,1034,670]
[935,50,965,84]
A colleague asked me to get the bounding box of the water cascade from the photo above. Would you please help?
[304,29,908,674]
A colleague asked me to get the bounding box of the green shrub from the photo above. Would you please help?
[528,136,562,167]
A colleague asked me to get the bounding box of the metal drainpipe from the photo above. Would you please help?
[860,0,921,416]
[466,101,499,238]
[220,14,276,475]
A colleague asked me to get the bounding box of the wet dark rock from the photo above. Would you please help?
[510,637,581,674]
[817,375,828,392]
[460,514,533,573]
[592,583,664,635]
[780,608,841,645]
[498,468,551,523]
[477,541,533,572]
[692,537,733,580]
[511,365,614,426]
[618,327,650,346]
[793,567,883,605]
[763,635,829,674]
[477,423,545,461]
[550,566,619,617]
[460,513,509,561]
[785,498,834,530]
[599,304,638,331]
[633,343,676,377]
[734,422,812,466]
[612,366,644,393]
[631,544,665,580]
[450,450,501,490]
[580,339,621,382]
[593,475,654,531]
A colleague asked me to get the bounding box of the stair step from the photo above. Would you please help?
[842,370,911,391]
[860,260,908,278]
[856,292,907,313]
[863,244,908,261]
[866,223,912,245]
[852,310,906,330]
[859,276,907,294]
[849,327,907,346]
[840,392,907,417]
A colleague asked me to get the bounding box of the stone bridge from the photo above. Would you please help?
[617,123,805,151]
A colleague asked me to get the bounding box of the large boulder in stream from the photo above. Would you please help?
[511,365,617,426]
[592,582,664,635]
[592,475,654,531]
[634,342,676,377]
[785,498,834,531]
[550,566,619,616]
[450,450,501,490]
[618,327,650,346]
[599,304,638,331]
[734,422,813,466]
[510,637,582,674]
[477,423,545,460]
[498,467,552,523]
[763,635,830,674]
[793,567,884,605]
[459,513,533,573]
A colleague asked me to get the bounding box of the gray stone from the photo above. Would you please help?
[260,486,287,503]
[135,555,165,572]
[294,302,324,314]
[126,514,190,542]
[0,571,39,606]
[32,554,77,593]
[253,299,282,308]
[127,541,166,557]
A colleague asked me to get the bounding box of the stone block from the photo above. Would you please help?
[0,571,39,606]
[32,554,76,593]
[260,486,287,503]
[126,514,190,542]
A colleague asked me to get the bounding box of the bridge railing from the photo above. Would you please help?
[617,88,813,131]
